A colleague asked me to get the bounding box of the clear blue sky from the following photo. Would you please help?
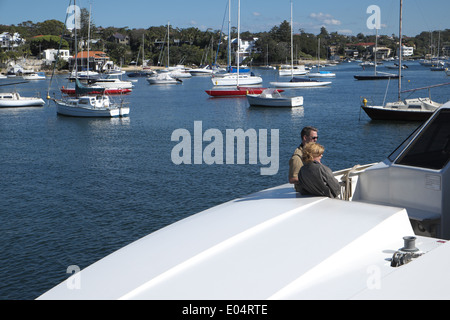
[1,0,448,37]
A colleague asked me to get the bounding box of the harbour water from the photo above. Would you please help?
[1,61,449,299]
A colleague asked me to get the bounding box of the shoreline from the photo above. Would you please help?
[1,59,337,75]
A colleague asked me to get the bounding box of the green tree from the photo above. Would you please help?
[29,35,69,56]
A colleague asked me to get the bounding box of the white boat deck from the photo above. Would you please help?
[38,181,446,300]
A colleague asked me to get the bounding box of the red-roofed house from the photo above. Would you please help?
[70,51,110,72]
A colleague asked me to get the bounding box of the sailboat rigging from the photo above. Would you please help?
[210,0,262,87]
[206,0,264,96]
[307,38,336,78]
[354,27,399,80]
[147,21,182,84]
[361,0,444,121]
[270,0,330,88]
[48,0,130,117]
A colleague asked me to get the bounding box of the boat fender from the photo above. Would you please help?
[362,98,367,107]
[390,236,423,267]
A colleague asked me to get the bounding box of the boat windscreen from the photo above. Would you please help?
[395,109,450,170]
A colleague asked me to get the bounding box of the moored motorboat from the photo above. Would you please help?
[0,92,45,107]
[22,72,46,80]
[147,73,182,85]
[189,65,214,76]
[307,70,336,78]
[247,88,303,107]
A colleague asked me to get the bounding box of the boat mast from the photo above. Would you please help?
[87,3,91,75]
[228,0,231,69]
[374,27,377,75]
[317,38,320,69]
[167,21,170,68]
[398,0,403,101]
[237,0,240,86]
[74,0,78,80]
[290,0,293,78]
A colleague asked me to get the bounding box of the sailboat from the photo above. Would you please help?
[127,34,155,78]
[361,0,443,121]
[206,0,263,95]
[48,0,130,117]
[270,1,330,88]
[354,27,399,80]
[147,22,182,85]
[307,38,336,78]
[209,0,262,87]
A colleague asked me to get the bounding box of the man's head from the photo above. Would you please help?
[301,126,318,145]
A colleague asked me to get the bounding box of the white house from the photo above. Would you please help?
[231,37,260,64]
[397,46,414,57]
[0,32,25,49]
[42,49,70,65]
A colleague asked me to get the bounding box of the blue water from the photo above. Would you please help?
[1,62,449,299]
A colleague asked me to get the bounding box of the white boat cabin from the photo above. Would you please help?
[346,106,450,239]
[68,96,111,109]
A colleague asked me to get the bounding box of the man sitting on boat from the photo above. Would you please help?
[288,126,318,191]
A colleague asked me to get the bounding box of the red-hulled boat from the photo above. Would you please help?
[61,87,132,95]
[205,86,283,97]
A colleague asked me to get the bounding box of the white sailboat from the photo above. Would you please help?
[147,21,182,85]
[307,38,336,78]
[354,27,398,80]
[211,0,262,86]
[270,1,328,88]
[49,0,129,117]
